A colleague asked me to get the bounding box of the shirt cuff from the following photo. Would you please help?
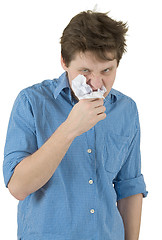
[114,174,148,201]
[3,153,30,187]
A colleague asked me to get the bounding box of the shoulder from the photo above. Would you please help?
[111,88,139,132]
[112,88,136,104]
[16,78,58,104]
[112,88,138,111]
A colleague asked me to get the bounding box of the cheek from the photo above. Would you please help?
[66,70,80,88]
[67,70,78,82]
[69,70,80,80]
[103,76,115,89]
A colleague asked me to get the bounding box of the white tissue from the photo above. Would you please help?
[71,74,107,100]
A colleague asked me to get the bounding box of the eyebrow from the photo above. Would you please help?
[78,67,91,71]
[78,66,113,71]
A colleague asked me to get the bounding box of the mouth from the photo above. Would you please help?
[89,85,100,91]
[88,84,104,92]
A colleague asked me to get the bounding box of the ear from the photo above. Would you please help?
[61,55,68,71]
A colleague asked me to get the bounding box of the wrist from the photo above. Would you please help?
[60,120,77,142]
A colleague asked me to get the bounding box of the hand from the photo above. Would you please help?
[65,98,106,137]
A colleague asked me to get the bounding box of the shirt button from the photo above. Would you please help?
[87,149,92,153]
[90,209,95,214]
[89,179,93,184]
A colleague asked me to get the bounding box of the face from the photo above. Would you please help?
[61,51,118,100]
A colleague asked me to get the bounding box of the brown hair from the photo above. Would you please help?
[60,10,128,67]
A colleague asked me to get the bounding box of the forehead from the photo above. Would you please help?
[70,51,117,67]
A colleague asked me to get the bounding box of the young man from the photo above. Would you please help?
[3,10,148,240]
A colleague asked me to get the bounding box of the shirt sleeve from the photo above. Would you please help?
[113,101,148,201]
[3,91,38,187]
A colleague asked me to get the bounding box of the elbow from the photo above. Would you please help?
[12,192,27,201]
[8,181,27,201]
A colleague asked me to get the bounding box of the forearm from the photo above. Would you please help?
[117,193,143,240]
[8,121,75,200]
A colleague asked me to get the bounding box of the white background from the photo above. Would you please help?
[0,0,161,239]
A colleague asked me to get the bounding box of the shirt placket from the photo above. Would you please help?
[85,126,98,239]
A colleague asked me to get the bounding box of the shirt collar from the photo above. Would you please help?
[105,88,118,104]
[53,72,71,99]
[53,72,118,104]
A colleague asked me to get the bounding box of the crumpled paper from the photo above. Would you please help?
[71,74,107,100]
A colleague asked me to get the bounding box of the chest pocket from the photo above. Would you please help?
[103,133,129,173]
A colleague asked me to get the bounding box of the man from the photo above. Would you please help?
[3,10,148,240]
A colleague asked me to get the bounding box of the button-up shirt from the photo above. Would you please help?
[3,72,148,240]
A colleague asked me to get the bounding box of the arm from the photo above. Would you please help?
[8,121,75,201]
[117,193,143,240]
[7,98,106,201]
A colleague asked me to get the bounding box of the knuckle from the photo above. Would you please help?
[101,99,104,104]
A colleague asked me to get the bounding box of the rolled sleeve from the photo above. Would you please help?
[113,102,148,201]
[3,91,37,187]
[114,174,148,201]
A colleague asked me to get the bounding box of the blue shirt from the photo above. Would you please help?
[3,72,148,240]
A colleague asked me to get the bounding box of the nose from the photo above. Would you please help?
[86,73,103,90]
